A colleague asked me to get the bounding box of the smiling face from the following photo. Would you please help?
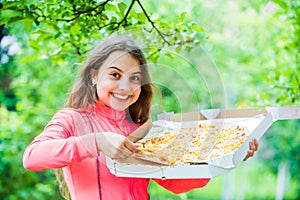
[93,51,142,111]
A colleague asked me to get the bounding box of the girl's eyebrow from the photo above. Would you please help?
[132,71,142,75]
[107,66,142,74]
[107,66,123,73]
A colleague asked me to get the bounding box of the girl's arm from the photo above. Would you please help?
[22,110,99,171]
[23,109,137,171]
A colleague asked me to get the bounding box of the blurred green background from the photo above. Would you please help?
[0,0,299,199]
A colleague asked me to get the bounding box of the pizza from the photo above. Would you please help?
[135,123,249,165]
[136,131,176,152]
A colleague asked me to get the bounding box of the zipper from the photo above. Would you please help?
[96,157,102,200]
[83,113,102,200]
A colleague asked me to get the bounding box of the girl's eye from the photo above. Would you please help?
[111,72,120,78]
[131,75,141,82]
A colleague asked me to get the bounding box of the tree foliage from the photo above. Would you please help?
[258,0,300,105]
[1,0,203,62]
[0,0,299,199]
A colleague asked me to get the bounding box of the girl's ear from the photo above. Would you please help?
[90,69,98,87]
[90,68,97,81]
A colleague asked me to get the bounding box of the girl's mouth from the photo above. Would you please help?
[112,93,132,101]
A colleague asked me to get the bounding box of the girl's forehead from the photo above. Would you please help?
[99,50,141,73]
[105,51,138,62]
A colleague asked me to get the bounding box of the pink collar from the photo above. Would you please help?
[93,103,126,121]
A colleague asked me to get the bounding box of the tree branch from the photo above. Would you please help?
[110,0,136,32]
[55,0,110,22]
[135,0,171,45]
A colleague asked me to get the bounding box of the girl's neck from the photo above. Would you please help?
[94,103,126,121]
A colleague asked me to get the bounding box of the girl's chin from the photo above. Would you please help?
[96,100,129,111]
[110,103,130,111]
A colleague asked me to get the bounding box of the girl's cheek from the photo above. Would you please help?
[100,79,116,88]
[131,82,142,90]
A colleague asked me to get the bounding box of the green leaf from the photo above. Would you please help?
[70,24,81,36]
[137,13,147,23]
[118,2,127,17]
[273,0,289,10]
[191,23,204,32]
[105,3,118,12]
[0,18,8,26]
[21,18,34,32]
[179,11,187,22]
[0,9,21,19]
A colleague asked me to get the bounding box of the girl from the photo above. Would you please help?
[23,35,258,200]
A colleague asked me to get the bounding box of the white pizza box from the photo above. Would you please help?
[106,106,300,179]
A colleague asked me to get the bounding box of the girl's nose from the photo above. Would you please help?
[118,77,130,90]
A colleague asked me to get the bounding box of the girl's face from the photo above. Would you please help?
[93,51,142,111]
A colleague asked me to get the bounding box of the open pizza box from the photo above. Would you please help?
[106,106,300,179]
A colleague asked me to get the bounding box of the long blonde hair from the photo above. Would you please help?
[56,35,155,199]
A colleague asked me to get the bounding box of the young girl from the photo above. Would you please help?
[23,35,258,200]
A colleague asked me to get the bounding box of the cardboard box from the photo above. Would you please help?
[106,106,300,179]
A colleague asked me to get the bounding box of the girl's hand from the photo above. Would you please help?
[95,132,137,160]
[243,138,259,161]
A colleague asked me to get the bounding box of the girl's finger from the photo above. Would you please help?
[253,138,259,151]
[250,140,255,151]
[124,139,137,153]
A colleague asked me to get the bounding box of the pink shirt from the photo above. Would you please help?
[23,104,210,200]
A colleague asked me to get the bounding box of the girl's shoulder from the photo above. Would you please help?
[54,108,92,122]
[48,108,89,125]
[50,108,95,135]
[56,107,92,116]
